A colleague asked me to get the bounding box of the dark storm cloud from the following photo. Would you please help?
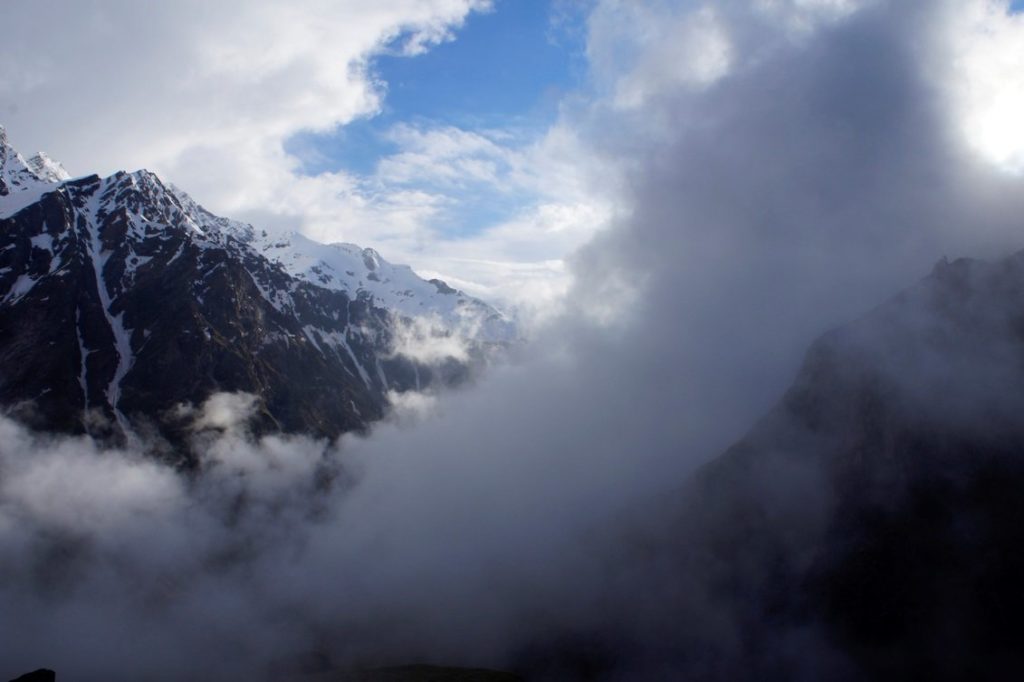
[3,1,1024,680]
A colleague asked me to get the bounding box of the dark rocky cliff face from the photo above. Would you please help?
[0,169,484,462]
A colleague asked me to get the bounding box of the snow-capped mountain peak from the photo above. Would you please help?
[27,151,70,183]
[249,229,517,343]
[1,126,515,347]
[0,125,71,214]
[1,123,519,451]
[166,183,256,243]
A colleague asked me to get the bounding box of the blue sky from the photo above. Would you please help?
[283,0,587,238]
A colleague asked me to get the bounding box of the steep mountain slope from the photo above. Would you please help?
[0,127,513,459]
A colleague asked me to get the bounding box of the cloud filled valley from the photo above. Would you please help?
[3,1,1024,680]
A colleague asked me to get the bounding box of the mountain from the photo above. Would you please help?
[0,125,515,460]
[522,251,1024,680]
[166,187,517,345]
[0,125,70,203]
[663,252,1024,679]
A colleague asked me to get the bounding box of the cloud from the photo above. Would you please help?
[588,4,736,110]
[941,0,1024,172]
[0,1,489,175]
[0,0,616,311]
[4,1,1024,680]
[0,1,532,282]
[254,117,617,311]
[318,0,1024,670]
[377,125,519,188]
[0,407,337,680]
[188,392,260,433]
[355,121,617,312]
[386,315,473,364]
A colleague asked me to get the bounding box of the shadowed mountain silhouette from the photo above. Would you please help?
[8,670,55,682]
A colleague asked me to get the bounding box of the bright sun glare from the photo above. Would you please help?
[955,1,1024,172]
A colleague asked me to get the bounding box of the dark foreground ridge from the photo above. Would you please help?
[302,665,522,681]
[8,670,55,682]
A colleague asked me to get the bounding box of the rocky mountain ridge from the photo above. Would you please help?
[0,125,514,460]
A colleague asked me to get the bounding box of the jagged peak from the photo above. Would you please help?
[362,248,381,271]
[27,152,71,182]
[164,179,256,243]
[429,278,458,295]
[929,255,979,282]
[0,124,71,195]
[0,124,69,205]
[0,126,24,166]
[128,168,165,188]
